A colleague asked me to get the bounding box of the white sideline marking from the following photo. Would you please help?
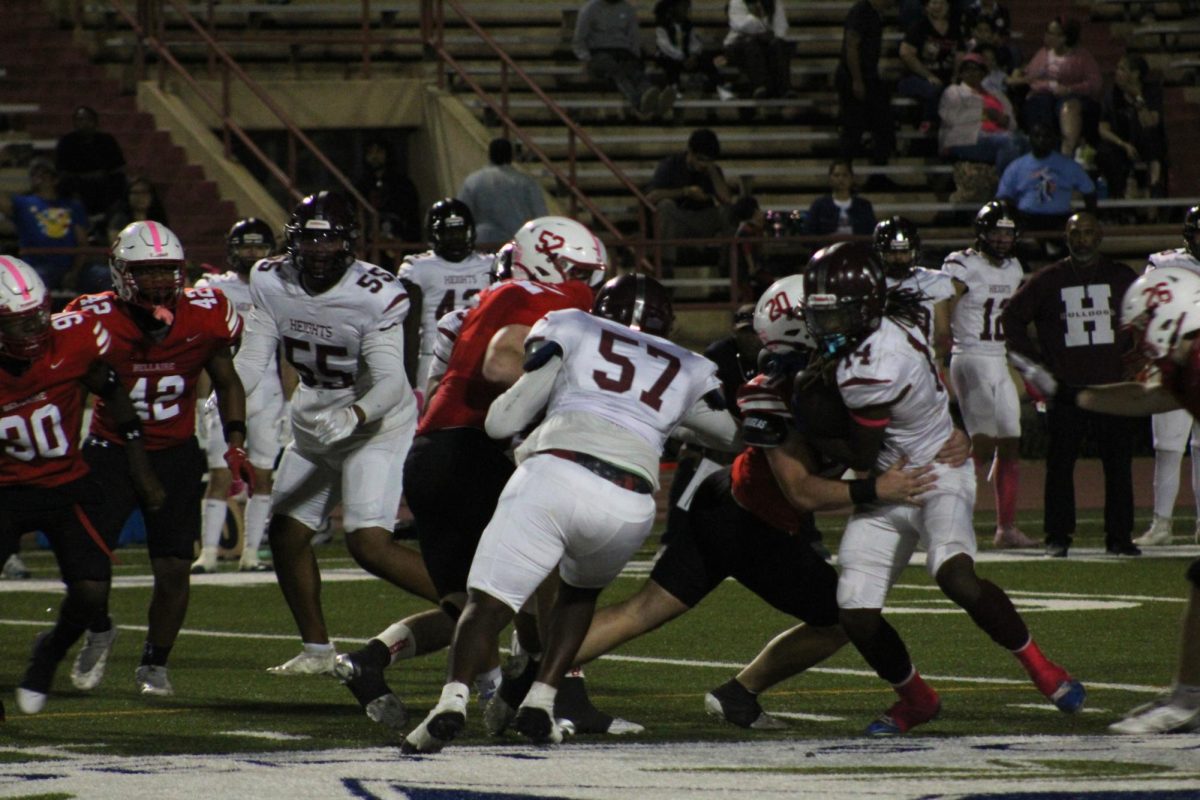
[219,730,311,741]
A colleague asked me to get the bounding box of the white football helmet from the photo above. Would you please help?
[110,221,186,310]
[1121,266,1200,367]
[753,274,814,353]
[0,255,51,360]
[509,216,607,287]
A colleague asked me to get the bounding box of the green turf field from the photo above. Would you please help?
[2,510,1193,759]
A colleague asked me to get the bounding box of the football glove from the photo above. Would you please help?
[1007,352,1057,400]
[223,445,255,496]
[314,406,360,446]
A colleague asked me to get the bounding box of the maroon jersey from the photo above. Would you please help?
[66,289,241,450]
[1158,335,1200,417]
[419,279,594,434]
[730,371,807,535]
[0,310,112,488]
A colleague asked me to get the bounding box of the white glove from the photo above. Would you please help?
[276,401,293,447]
[1007,351,1058,399]
[202,391,219,421]
[313,406,360,446]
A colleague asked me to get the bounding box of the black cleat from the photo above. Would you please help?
[554,675,644,735]
[513,705,562,744]
[704,678,787,730]
[333,643,407,731]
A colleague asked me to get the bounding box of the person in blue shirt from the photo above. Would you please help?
[1,159,90,292]
[996,124,1096,236]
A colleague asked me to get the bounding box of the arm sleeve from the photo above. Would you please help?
[233,306,279,398]
[675,396,742,452]
[356,324,411,423]
[728,0,769,37]
[484,354,562,439]
[657,26,684,60]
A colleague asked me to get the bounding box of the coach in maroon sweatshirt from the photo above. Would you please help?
[1000,212,1141,558]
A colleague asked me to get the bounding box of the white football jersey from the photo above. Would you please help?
[427,306,471,388]
[519,309,722,480]
[1147,248,1200,274]
[888,266,954,339]
[942,248,1023,356]
[195,269,284,402]
[837,317,953,470]
[247,256,415,446]
[398,250,493,356]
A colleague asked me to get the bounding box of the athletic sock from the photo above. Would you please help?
[525,681,558,712]
[893,667,938,708]
[357,639,391,672]
[1154,449,1184,518]
[242,494,271,560]
[376,622,417,665]
[200,499,226,555]
[141,640,172,668]
[994,457,1019,530]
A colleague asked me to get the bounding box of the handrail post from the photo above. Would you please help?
[221,61,231,159]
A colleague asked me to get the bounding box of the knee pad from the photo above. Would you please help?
[1187,558,1200,589]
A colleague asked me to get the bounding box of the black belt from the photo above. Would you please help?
[542,449,653,494]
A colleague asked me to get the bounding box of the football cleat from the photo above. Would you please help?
[135,665,174,696]
[1049,678,1087,713]
[238,559,273,572]
[865,698,941,735]
[400,697,467,755]
[190,558,218,575]
[704,680,788,730]
[485,654,539,735]
[2,554,31,579]
[554,674,644,735]
[268,648,337,676]
[484,691,518,736]
[1108,695,1200,734]
[333,651,407,731]
[17,631,58,714]
[15,687,47,715]
[70,624,118,691]
[1134,516,1172,546]
[993,526,1039,549]
[513,704,563,745]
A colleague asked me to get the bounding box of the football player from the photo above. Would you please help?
[873,216,954,357]
[1029,266,1200,734]
[232,191,427,677]
[65,221,248,697]
[193,217,293,574]
[401,273,742,753]
[943,201,1037,549]
[1135,206,1200,547]
[3,257,164,714]
[506,275,952,731]
[802,242,1085,734]
[398,198,493,404]
[333,217,625,734]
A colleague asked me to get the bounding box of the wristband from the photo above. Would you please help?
[848,477,878,505]
[117,418,143,443]
[223,420,247,440]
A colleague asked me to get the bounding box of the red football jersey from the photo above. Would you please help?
[419,280,594,434]
[730,371,807,535]
[1,310,113,488]
[66,289,241,450]
[1159,335,1200,418]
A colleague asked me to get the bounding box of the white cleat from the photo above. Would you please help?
[400,695,468,755]
[135,665,174,696]
[71,625,118,691]
[15,687,47,715]
[1134,516,1172,546]
[267,648,337,676]
[1109,695,1200,734]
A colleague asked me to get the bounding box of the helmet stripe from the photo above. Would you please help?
[146,221,165,254]
[0,256,33,301]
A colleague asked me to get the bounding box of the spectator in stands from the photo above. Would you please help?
[973,42,1012,98]
[573,0,675,121]
[997,123,1095,241]
[939,53,1027,174]
[723,0,794,100]
[962,0,1014,64]
[355,137,421,268]
[0,158,89,292]
[1007,17,1102,159]
[458,138,548,246]
[898,0,964,135]
[1000,212,1141,559]
[836,0,895,166]
[1096,54,1167,200]
[966,19,1014,77]
[654,0,730,99]
[54,105,127,223]
[803,160,877,237]
[645,128,734,274]
[105,176,169,233]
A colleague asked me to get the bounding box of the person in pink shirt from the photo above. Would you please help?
[1008,17,1102,157]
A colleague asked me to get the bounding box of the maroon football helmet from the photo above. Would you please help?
[802,241,887,356]
[592,273,674,337]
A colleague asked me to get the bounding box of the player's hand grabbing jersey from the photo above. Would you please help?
[509,308,726,490]
[419,279,594,434]
[837,318,953,469]
[732,367,809,534]
[942,248,1023,356]
[0,309,114,487]
[66,289,241,450]
[238,256,415,450]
